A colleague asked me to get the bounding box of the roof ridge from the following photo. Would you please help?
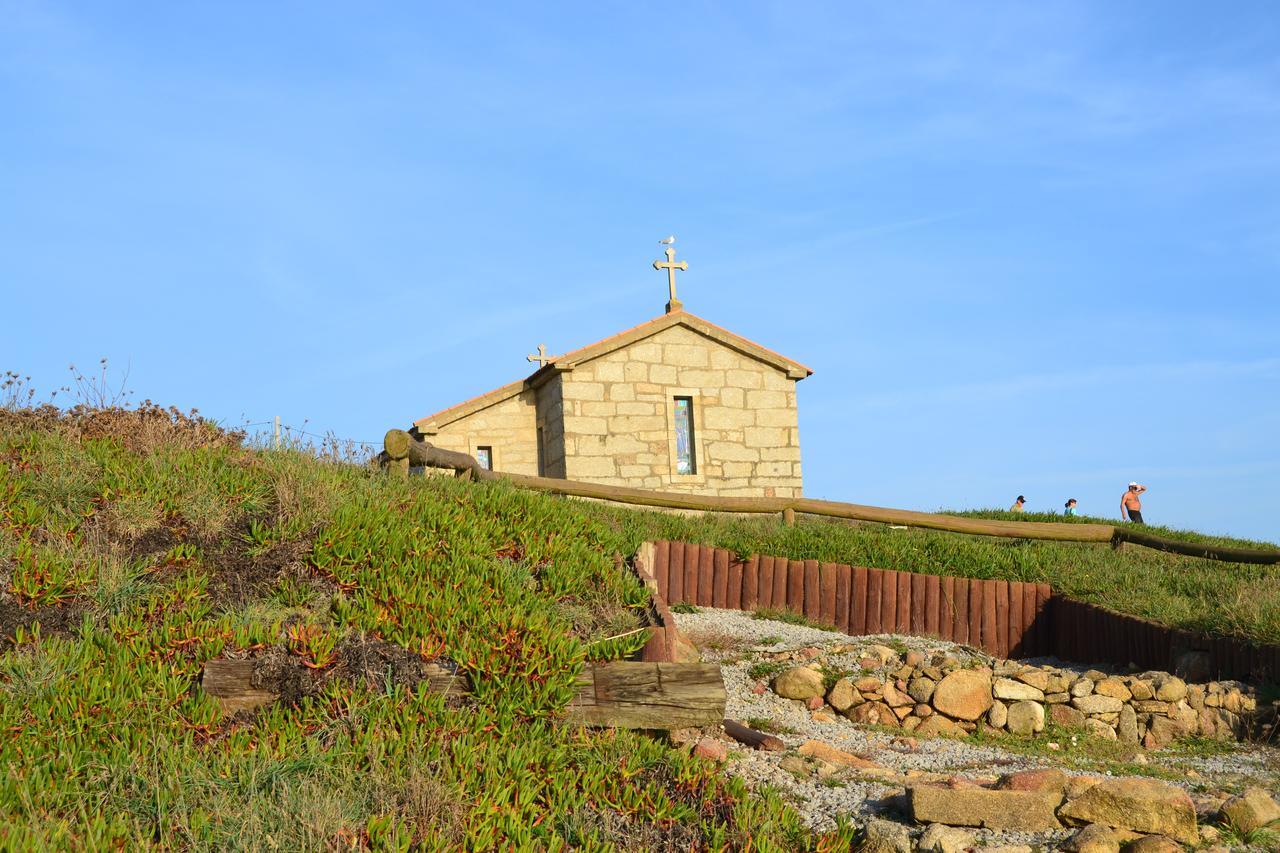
[413,310,810,430]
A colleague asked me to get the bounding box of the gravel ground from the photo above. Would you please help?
[674,606,1280,845]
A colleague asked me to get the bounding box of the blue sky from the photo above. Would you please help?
[2,2,1277,542]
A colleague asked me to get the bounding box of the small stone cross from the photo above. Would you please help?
[653,247,688,313]
[526,344,556,367]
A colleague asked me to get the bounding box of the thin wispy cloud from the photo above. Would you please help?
[817,357,1280,412]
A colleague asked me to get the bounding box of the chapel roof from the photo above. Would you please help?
[413,309,811,432]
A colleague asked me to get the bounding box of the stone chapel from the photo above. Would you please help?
[410,246,812,497]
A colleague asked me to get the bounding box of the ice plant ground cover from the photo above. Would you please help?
[0,402,1275,847]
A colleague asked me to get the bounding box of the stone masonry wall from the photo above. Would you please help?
[535,376,566,479]
[427,387,540,476]
[771,651,1259,749]
[560,325,803,496]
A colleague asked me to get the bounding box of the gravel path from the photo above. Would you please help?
[674,606,1280,844]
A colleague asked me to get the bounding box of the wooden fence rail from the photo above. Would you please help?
[644,540,1280,683]
[382,428,1280,566]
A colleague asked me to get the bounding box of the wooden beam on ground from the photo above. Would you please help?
[723,718,785,751]
[201,658,467,713]
[202,659,278,715]
[565,662,725,729]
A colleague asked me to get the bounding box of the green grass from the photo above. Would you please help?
[747,661,788,682]
[0,409,846,849]
[745,717,796,735]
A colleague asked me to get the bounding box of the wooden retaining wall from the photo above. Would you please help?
[1048,597,1280,684]
[640,541,1280,682]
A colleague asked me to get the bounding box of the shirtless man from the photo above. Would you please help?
[1121,482,1146,524]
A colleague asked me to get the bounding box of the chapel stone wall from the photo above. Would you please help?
[427,387,541,476]
[559,325,803,497]
[534,376,567,479]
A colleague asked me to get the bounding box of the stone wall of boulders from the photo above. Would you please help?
[771,646,1260,748]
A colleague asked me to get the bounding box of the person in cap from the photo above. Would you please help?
[1121,482,1146,524]
[1010,495,1027,512]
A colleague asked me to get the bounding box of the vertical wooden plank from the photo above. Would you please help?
[851,566,869,636]
[741,555,760,613]
[726,557,744,613]
[1020,583,1036,657]
[994,580,1010,660]
[667,542,685,604]
[1144,621,1159,670]
[1120,615,1136,670]
[803,560,821,622]
[1047,597,1066,661]
[697,545,715,607]
[653,541,670,600]
[1100,607,1115,667]
[981,580,998,657]
[939,576,956,642]
[896,572,912,634]
[1036,584,1053,659]
[1208,636,1226,680]
[880,569,898,634]
[681,544,699,607]
[771,558,788,610]
[967,579,982,649]
[1232,640,1249,683]
[1068,598,1085,663]
[924,574,941,638]
[820,563,838,628]
[787,559,805,616]
[865,568,883,635]
[712,548,730,608]
[834,564,851,634]
[1078,603,1093,663]
[1008,581,1029,653]
[1115,613,1130,670]
[1089,605,1106,665]
[641,626,667,662]
[953,578,970,646]
[910,573,927,636]
[758,556,775,610]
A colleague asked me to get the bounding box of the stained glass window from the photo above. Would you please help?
[476,446,493,471]
[673,397,696,475]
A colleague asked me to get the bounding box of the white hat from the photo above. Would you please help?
[1128,481,1139,487]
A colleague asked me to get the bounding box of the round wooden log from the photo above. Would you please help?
[384,429,412,460]
[383,429,491,480]
[1112,527,1280,566]
[723,719,785,751]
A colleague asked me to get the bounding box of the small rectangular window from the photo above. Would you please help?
[536,427,546,476]
[476,446,493,471]
[673,396,696,475]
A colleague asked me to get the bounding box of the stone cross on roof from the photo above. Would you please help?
[526,343,557,367]
[653,246,688,314]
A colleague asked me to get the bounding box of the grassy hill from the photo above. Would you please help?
[1,405,1276,847]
